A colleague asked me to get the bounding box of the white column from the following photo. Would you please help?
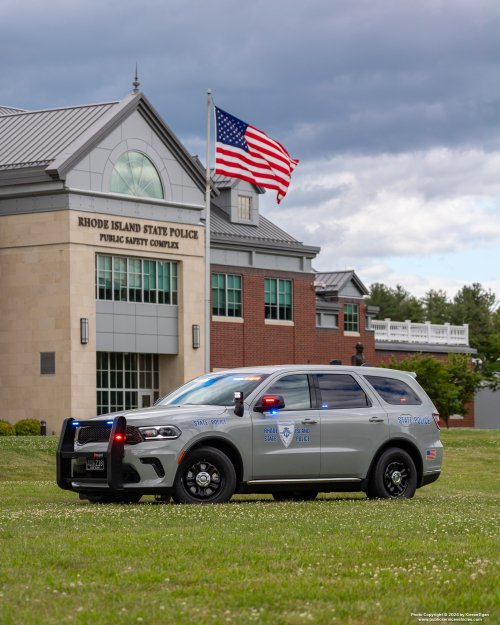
[445,322,450,345]
[425,321,431,343]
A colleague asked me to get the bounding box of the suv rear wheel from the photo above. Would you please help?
[367,448,417,499]
[172,446,236,504]
[272,491,318,501]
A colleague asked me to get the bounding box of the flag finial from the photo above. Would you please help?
[132,63,140,93]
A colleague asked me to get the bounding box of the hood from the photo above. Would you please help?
[89,404,226,425]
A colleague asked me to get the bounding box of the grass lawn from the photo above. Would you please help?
[0,430,499,625]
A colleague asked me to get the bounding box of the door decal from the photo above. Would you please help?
[277,422,294,448]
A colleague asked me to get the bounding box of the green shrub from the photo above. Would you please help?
[14,419,41,436]
[0,420,16,436]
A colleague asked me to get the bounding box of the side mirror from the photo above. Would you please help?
[254,394,285,413]
[234,391,244,417]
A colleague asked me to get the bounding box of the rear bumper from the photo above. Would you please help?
[421,470,440,487]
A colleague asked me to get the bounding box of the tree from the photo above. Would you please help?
[380,352,483,428]
[450,283,498,362]
[423,289,452,324]
[366,283,425,322]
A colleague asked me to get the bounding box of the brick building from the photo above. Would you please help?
[208,175,477,426]
[0,87,476,430]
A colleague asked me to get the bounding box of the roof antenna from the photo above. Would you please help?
[132,63,140,94]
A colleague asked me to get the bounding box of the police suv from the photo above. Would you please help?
[56,365,443,504]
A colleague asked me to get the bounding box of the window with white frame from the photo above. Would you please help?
[238,195,251,220]
[212,273,242,317]
[344,303,359,332]
[96,255,177,305]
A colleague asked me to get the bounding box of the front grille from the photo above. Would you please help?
[140,457,165,478]
[77,425,142,445]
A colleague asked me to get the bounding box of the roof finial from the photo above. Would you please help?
[132,63,140,94]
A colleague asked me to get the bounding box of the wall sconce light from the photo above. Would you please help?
[192,324,200,349]
[80,318,89,344]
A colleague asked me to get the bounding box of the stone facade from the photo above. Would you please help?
[0,209,205,433]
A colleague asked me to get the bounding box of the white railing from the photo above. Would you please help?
[372,319,469,345]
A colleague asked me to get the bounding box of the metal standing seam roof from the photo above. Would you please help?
[315,270,369,295]
[211,170,266,194]
[209,205,302,244]
[0,102,118,170]
[0,105,28,116]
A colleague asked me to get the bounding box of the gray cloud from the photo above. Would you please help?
[1,0,499,159]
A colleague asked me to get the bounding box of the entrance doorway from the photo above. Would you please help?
[96,352,160,415]
[139,391,154,408]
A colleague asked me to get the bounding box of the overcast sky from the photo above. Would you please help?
[2,0,499,300]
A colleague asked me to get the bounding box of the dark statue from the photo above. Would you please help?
[351,342,365,366]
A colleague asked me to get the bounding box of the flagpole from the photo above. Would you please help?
[204,89,211,374]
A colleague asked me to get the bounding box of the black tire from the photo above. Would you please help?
[366,448,417,499]
[172,446,236,504]
[272,491,318,501]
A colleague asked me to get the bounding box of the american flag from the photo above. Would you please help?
[214,107,298,204]
[426,449,436,460]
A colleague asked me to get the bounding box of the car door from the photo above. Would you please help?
[314,372,389,479]
[361,373,442,471]
[251,373,320,479]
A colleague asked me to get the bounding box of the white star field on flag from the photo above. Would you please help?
[214,107,298,204]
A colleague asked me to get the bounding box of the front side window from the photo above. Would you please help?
[265,374,311,410]
[364,376,422,405]
[265,278,292,321]
[344,303,358,332]
[96,255,177,305]
[212,273,242,317]
[110,151,164,200]
[159,373,268,406]
[316,374,369,409]
[238,195,251,220]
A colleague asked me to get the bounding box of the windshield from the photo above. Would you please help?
[158,373,269,406]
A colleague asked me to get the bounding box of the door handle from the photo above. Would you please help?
[301,419,317,424]
[369,417,385,422]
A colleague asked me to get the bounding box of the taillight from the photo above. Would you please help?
[432,414,440,430]
[115,434,123,440]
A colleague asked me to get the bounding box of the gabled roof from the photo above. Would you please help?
[212,171,266,194]
[0,101,118,171]
[209,204,320,256]
[0,91,210,195]
[315,270,369,296]
[0,105,28,116]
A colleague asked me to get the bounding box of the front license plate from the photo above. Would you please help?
[86,458,104,471]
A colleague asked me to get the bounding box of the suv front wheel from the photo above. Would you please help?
[367,448,417,499]
[172,446,236,504]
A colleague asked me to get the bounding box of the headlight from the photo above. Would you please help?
[138,425,181,440]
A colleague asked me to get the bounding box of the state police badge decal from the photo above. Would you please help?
[277,422,294,448]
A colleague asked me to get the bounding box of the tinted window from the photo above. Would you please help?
[364,376,422,405]
[266,374,311,410]
[316,374,368,409]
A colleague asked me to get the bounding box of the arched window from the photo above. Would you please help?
[110,151,163,199]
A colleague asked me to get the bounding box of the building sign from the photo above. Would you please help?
[77,217,199,249]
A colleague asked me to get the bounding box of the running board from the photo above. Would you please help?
[247,477,362,484]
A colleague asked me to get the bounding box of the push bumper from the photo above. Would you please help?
[56,416,129,492]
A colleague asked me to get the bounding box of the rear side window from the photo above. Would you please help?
[266,374,311,410]
[364,376,422,405]
[315,374,369,409]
